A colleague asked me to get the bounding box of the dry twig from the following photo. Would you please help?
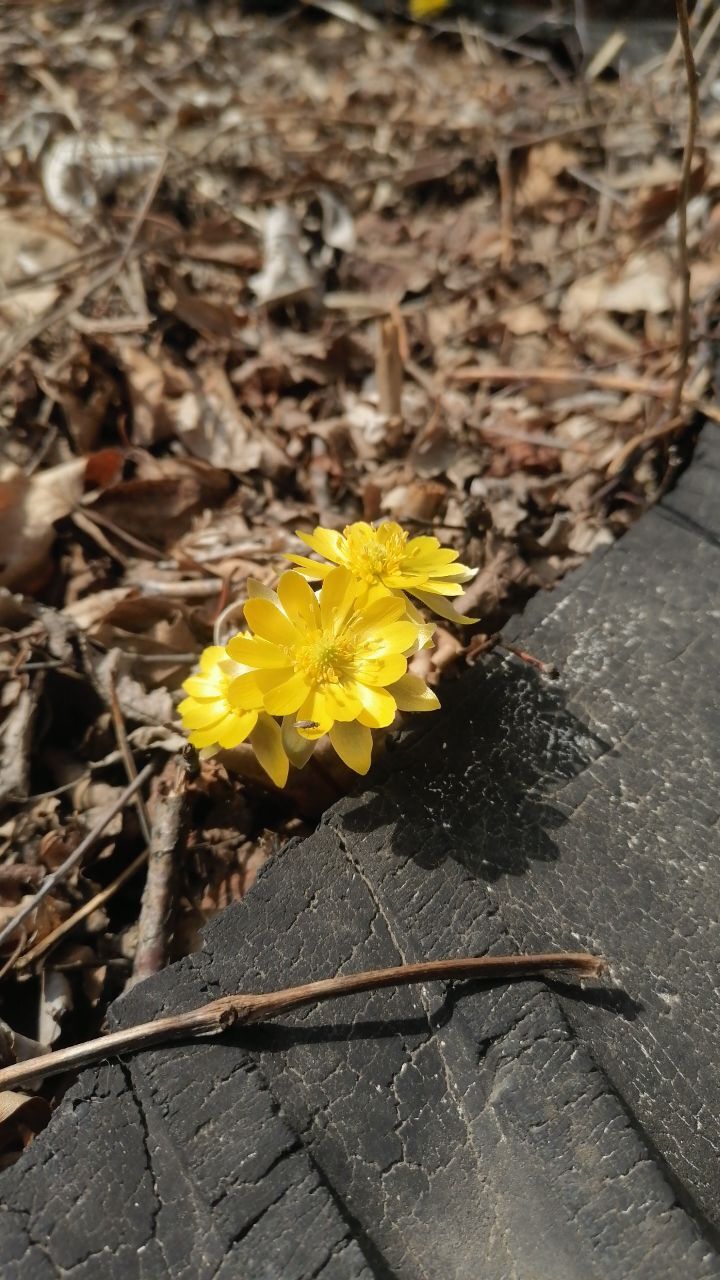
[491,637,559,679]
[0,950,606,1091]
[108,667,153,847]
[670,0,699,418]
[0,764,155,955]
[16,850,149,971]
[451,365,720,424]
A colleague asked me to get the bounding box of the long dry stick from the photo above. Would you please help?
[671,0,699,418]
[0,951,605,1091]
[451,364,720,424]
[108,668,153,847]
[0,763,155,954]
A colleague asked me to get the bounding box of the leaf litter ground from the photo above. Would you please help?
[0,0,716,1156]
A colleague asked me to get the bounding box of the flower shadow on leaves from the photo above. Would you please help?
[338,657,611,882]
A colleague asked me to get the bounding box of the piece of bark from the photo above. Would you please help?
[128,761,191,988]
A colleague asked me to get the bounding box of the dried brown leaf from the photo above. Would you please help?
[0,458,87,590]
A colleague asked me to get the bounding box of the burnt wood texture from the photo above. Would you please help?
[0,429,718,1278]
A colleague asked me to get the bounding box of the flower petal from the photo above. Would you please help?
[406,542,459,566]
[198,646,228,675]
[216,710,258,749]
[247,578,280,602]
[188,724,227,748]
[351,595,407,633]
[348,520,378,541]
[298,527,346,564]
[283,554,334,580]
[320,682,363,723]
[226,634,289,669]
[182,675,221,699]
[425,564,476,582]
[178,697,227,730]
[354,652,407,687]
[406,579,466,596]
[282,716,317,768]
[359,621,420,656]
[295,690,333,737]
[227,669,280,709]
[410,588,478,624]
[353,682,397,728]
[403,598,437,651]
[329,720,373,775]
[249,714,289,788]
[244,598,301,647]
[387,672,441,712]
[263,671,311,716]
[277,570,321,631]
[319,566,361,633]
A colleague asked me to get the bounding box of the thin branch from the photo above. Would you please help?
[16,850,149,971]
[671,0,699,418]
[451,364,720,424]
[492,637,559,679]
[0,763,156,954]
[112,150,168,282]
[496,145,514,270]
[0,951,606,1091]
[108,667,153,847]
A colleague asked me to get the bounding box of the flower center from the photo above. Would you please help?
[345,526,407,584]
[295,634,354,685]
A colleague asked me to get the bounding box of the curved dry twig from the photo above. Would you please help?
[0,950,606,1092]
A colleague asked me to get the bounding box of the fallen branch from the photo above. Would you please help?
[0,763,156,955]
[450,364,720,424]
[0,950,606,1091]
[453,364,671,398]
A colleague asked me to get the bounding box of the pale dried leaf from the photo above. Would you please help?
[0,459,86,589]
[250,206,317,306]
[173,366,264,473]
[319,189,356,252]
[562,251,675,328]
[38,969,72,1046]
[41,134,163,220]
[0,1091,50,1153]
[0,213,76,326]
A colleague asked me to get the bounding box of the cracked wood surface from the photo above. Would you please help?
[0,431,718,1278]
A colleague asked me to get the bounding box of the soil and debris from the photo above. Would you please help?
[0,0,716,1144]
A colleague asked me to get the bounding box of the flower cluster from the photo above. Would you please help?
[179,522,476,784]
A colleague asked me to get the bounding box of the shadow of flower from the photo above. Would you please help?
[338,655,610,882]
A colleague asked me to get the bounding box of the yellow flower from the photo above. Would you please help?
[409,0,451,17]
[286,521,477,623]
[179,645,288,788]
[226,567,439,775]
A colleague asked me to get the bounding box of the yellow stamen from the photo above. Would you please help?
[294,634,354,684]
[345,524,407,583]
